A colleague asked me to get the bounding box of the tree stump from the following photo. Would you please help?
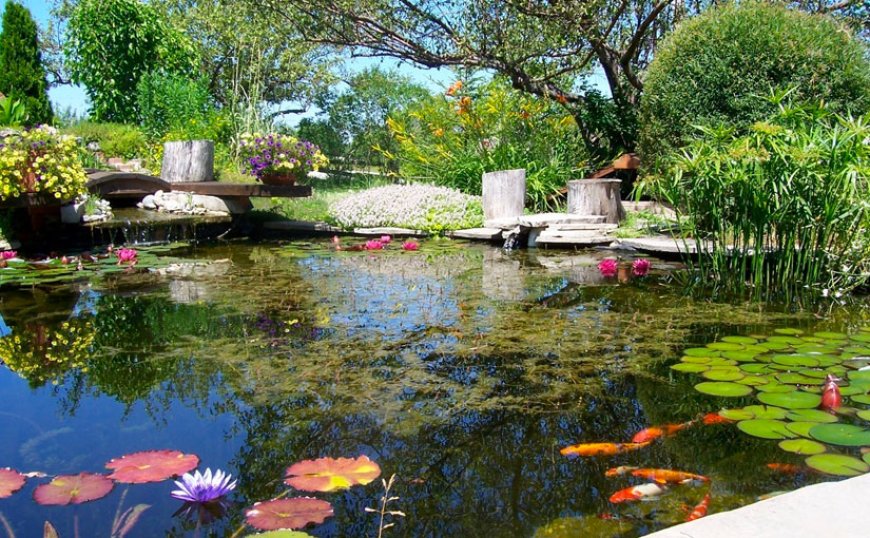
[482,169,525,221]
[567,179,625,224]
[161,140,214,183]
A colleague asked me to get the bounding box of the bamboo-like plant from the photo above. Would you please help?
[655,99,870,299]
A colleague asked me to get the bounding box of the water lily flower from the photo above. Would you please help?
[597,258,618,278]
[632,258,651,277]
[116,248,137,264]
[1,251,17,260]
[171,468,236,504]
[364,240,385,251]
[380,235,392,244]
[402,241,419,251]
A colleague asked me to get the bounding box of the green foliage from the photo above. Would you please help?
[136,72,216,140]
[385,77,589,212]
[0,1,53,125]
[64,121,148,159]
[639,2,870,169]
[653,101,870,298]
[64,0,198,123]
[0,96,26,126]
[296,118,345,160]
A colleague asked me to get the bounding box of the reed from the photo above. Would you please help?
[654,100,870,299]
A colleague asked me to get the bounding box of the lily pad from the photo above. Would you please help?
[0,469,25,498]
[723,350,762,362]
[681,356,712,364]
[246,498,334,531]
[671,363,709,373]
[786,409,838,423]
[805,454,869,477]
[708,342,745,351]
[736,375,770,386]
[757,391,822,409]
[814,332,848,340]
[743,405,789,419]
[721,336,758,345]
[850,394,870,405]
[756,382,794,393]
[760,341,791,350]
[771,355,820,368]
[849,334,870,344]
[702,369,745,382]
[106,450,199,483]
[284,455,381,492]
[767,336,804,346]
[684,348,717,357]
[741,363,772,374]
[776,373,820,385]
[737,419,797,440]
[718,408,755,421]
[33,473,114,505]
[786,422,818,437]
[778,439,827,455]
[694,382,753,397]
[809,424,870,446]
[774,328,804,336]
[855,410,870,422]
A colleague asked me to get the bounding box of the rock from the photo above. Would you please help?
[307,171,329,180]
[140,194,157,210]
[449,228,503,241]
[138,190,232,216]
[86,141,101,152]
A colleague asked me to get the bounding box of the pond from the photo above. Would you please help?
[0,239,868,537]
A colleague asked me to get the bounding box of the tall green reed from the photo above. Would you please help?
[654,101,870,300]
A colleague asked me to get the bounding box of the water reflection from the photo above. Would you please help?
[0,240,862,537]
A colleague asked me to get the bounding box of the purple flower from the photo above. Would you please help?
[597,258,618,278]
[171,468,236,503]
[632,258,651,277]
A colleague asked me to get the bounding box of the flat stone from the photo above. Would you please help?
[551,223,618,231]
[484,217,520,229]
[531,229,613,247]
[354,227,426,237]
[617,236,705,254]
[263,220,343,233]
[449,228,504,240]
[647,472,870,538]
[518,213,606,228]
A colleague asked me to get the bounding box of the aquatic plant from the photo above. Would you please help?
[0,468,24,498]
[33,473,114,505]
[365,474,404,538]
[632,258,651,277]
[284,455,381,492]
[106,450,200,483]
[364,239,385,251]
[170,468,236,503]
[115,248,137,264]
[401,240,419,251]
[329,184,483,233]
[597,258,617,278]
[0,250,16,260]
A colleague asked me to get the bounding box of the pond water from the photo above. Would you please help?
[0,239,868,537]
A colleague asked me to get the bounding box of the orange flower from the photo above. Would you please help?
[433,128,444,137]
[446,80,463,96]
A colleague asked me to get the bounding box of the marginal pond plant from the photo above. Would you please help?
[654,100,870,299]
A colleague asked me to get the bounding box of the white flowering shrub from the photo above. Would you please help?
[329,184,483,233]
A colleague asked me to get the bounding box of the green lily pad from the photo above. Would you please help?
[809,424,870,446]
[855,410,870,422]
[757,391,822,409]
[760,341,791,351]
[708,342,745,351]
[721,336,758,345]
[786,421,818,437]
[741,405,789,419]
[767,336,805,345]
[684,348,718,357]
[671,363,710,373]
[723,350,762,362]
[849,334,870,344]
[776,373,821,385]
[848,370,870,382]
[786,409,838,423]
[695,382,753,397]
[741,363,772,374]
[778,439,827,455]
[850,394,870,405]
[756,382,794,393]
[805,454,869,476]
[719,408,755,421]
[681,356,712,364]
[706,358,739,367]
[737,419,797,440]
[838,384,869,396]
[736,375,770,386]
[768,363,797,372]
[814,332,848,340]
[797,369,829,380]
[772,355,820,368]
[702,369,745,381]
[744,345,772,355]
[774,328,804,336]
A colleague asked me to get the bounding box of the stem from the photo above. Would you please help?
[0,511,15,538]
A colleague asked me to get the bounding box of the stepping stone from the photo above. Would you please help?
[449,228,504,240]
[551,223,618,231]
[618,236,705,254]
[354,227,426,237]
[531,229,613,247]
[517,213,606,227]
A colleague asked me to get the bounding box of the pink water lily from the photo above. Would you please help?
[402,241,419,251]
[597,258,618,278]
[364,240,385,251]
[116,248,138,264]
[632,258,651,277]
[380,235,392,243]
[0,251,17,260]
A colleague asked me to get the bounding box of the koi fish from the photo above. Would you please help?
[685,493,711,521]
[766,463,807,474]
[702,412,733,425]
[560,441,651,457]
[630,468,710,485]
[609,482,666,503]
[604,465,639,477]
[821,374,842,411]
[632,422,692,443]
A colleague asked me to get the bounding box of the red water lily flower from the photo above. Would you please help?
[632,258,651,277]
[598,258,618,278]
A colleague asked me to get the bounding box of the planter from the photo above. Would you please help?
[260,172,299,186]
[567,178,625,224]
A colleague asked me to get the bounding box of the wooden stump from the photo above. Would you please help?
[482,169,525,221]
[161,140,214,183]
[567,179,625,224]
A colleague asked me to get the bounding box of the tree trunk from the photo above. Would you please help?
[161,140,215,183]
[567,179,625,224]
[482,169,526,221]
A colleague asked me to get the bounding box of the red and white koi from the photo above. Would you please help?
[609,482,666,503]
[684,493,711,521]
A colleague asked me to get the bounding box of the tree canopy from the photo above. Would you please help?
[0,0,53,125]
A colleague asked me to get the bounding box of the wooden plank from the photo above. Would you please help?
[171,182,312,198]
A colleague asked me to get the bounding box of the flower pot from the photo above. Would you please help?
[260,172,298,186]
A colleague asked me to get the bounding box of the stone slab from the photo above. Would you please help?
[617,236,704,254]
[531,229,613,247]
[449,228,504,240]
[484,217,521,229]
[518,213,606,228]
[353,227,426,237]
[551,223,618,231]
[263,220,343,233]
[647,473,870,538]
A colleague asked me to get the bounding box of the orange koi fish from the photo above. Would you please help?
[604,465,639,477]
[632,422,692,443]
[702,412,733,425]
[766,463,807,474]
[609,482,666,503]
[630,468,710,485]
[560,442,651,457]
[685,493,711,521]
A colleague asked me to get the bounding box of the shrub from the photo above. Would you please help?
[329,184,483,233]
[654,101,870,298]
[385,77,589,211]
[136,72,221,140]
[63,121,148,159]
[0,96,27,127]
[0,126,88,200]
[0,1,52,126]
[639,2,870,169]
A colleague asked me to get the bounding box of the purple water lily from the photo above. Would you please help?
[170,468,236,503]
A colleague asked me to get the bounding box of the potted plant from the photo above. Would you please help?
[0,125,88,201]
[238,133,328,185]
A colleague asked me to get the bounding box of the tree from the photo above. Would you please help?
[0,1,53,125]
[64,0,197,123]
[295,118,346,160]
[254,0,866,157]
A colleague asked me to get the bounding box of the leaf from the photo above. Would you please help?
[694,381,753,397]
[284,455,381,492]
[736,419,797,440]
[106,450,199,483]
[245,498,333,531]
[778,439,826,455]
[757,391,822,409]
[0,469,25,498]
[805,454,869,477]
[44,521,59,538]
[809,424,870,446]
[33,473,114,505]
